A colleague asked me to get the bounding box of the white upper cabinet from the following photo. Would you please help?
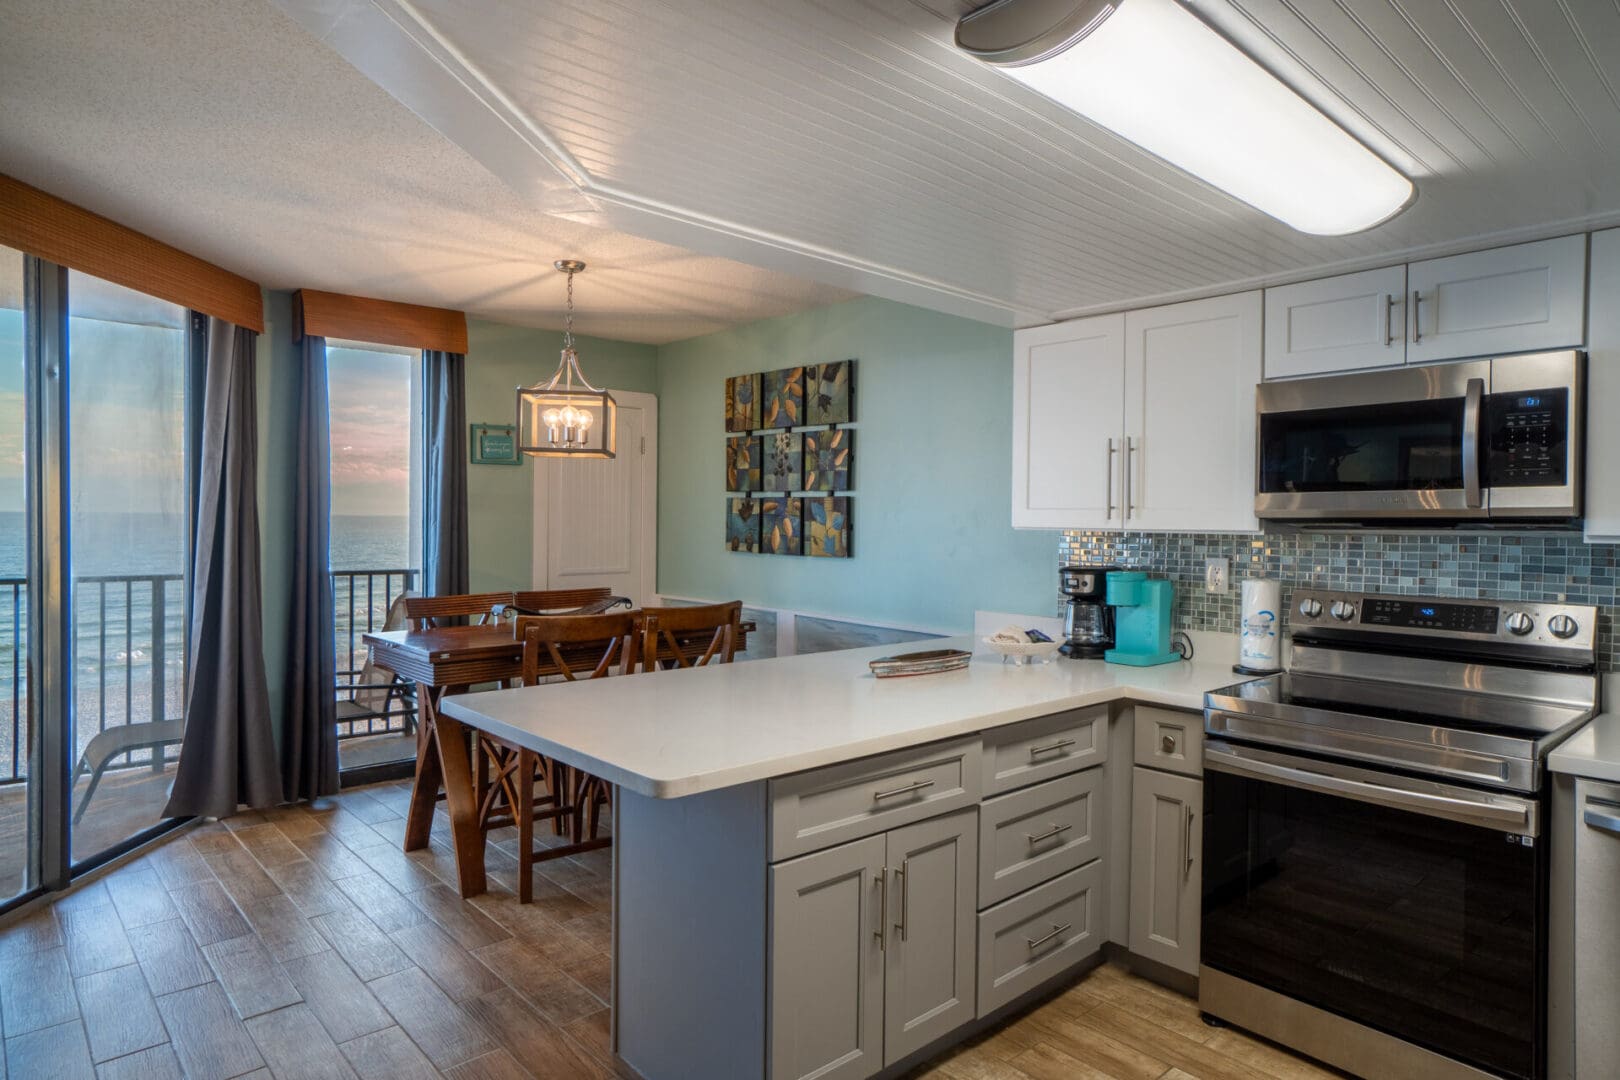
[1407,235,1587,364]
[1123,292,1262,533]
[1584,229,1620,541]
[1263,265,1407,378]
[1011,314,1125,530]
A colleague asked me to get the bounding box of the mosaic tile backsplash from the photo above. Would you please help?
[1058,531,1620,671]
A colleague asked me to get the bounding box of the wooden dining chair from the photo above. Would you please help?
[637,600,744,669]
[402,591,515,629]
[483,611,638,902]
[511,587,619,614]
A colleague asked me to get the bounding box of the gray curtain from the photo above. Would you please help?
[282,334,340,801]
[163,319,282,818]
[423,350,470,597]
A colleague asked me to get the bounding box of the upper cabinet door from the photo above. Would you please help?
[882,809,977,1067]
[1123,292,1262,533]
[1585,228,1620,542]
[1263,265,1407,379]
[1011,314,1125,529]
[1407,235,1587,364]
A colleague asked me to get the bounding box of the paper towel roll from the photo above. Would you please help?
[1240,578,1282,672]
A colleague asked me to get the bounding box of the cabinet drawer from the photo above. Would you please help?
[981,708,1106,796]
[1133,706,1203,776]
[770,738,981,861]
[976,860,1104,1018]
[979,769,1103,909]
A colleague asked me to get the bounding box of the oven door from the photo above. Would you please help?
[1256,360,1489,520]
[1202,740,1544,1080]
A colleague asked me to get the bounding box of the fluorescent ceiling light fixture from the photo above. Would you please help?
[956,0,1415,235]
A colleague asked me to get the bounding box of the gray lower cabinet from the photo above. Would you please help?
[768,809,978,1080]
[1128,766,1202,975]
[1574,778,1620,1077]
[976,859,1105,1017]
[769,833,887,1080]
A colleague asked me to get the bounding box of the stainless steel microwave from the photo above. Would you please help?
[1255,350,1585,523]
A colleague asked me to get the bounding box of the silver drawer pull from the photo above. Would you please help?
[1028,738,1076,759]
[1025,823,1072,845]
[1161,733,1177,754]
[1026,922,1071,951]
[873,779,934,801]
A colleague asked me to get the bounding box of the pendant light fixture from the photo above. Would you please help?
[517,259,617,459]
[956,0,1414,236]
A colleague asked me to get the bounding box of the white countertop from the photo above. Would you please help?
[439,632,1249,799]
[1548,674,1620,783]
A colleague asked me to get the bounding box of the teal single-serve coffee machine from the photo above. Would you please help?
[1103,571,1181,667]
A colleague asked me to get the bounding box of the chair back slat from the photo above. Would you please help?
[513,588,614,613]
[404,592,514,629]
[516,612,640,684]
[638,601,743,669]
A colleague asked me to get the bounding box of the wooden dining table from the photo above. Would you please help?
[363,620,752,897]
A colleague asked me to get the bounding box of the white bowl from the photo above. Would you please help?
[981,638,1063,665]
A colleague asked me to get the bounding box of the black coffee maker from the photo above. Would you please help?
[1059,565,1118,658]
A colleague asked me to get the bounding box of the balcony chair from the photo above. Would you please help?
[336,590,418,738]
[71,718,184,824]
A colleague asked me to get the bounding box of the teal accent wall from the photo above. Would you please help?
[463,318,658,591]
[655,295,1059,632]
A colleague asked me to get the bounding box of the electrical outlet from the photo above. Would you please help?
[1204,557,1229,594]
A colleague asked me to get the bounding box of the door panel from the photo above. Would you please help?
[1407,235,1586,364]
[883,809,977,1065]
[1264,265,1407,378]
[769,834,886,1080]
[1128,767,1201,975]
[535,394,654,605]
[1124,292,1261,532]
[1011,314,1124,529]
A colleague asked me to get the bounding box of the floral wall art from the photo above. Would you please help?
[723,360,856,558]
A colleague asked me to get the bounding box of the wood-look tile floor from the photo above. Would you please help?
[0,780,1341,1080]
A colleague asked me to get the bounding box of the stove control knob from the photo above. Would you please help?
[1297,598,1323,619]
[1548,614,1580,640]
[1504,612,1534,636]
[1329,600,1356,622]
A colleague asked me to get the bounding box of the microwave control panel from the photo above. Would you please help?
[1485,387,1569,487]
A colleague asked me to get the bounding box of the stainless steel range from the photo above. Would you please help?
[1200,590,1601,1080]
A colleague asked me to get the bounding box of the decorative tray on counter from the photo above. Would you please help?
[868,648,973,678]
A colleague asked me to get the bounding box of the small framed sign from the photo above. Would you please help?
[471,423,521,465]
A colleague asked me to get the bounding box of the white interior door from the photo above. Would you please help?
[532,389,657,605]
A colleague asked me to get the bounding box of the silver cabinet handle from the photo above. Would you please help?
[1184,805,1195,879]
[1383,293,1395,347]
[874,869,887,950]
[1026,922,1071,951]
[1029,738,1075,759]
[1026,822,1071,845]
[1411,289,1424,342]
[1585,798,1620,836]
[1105,438,1117,520]
[1161,733,1177,754]
[1124,437,1137,519]
[1463,376,1483,510]
[873,779,934,801]
[894,862,908,941]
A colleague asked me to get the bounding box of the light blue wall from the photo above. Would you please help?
[654,296,1059,632]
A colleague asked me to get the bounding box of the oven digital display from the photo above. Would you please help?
[1361,599,1499,633]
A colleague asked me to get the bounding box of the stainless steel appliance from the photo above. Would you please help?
[1202,590,1601,1080]
[1255,350,1584,524]
[1058,565,1117,658]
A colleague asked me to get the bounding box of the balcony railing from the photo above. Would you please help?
[0,567,421,784]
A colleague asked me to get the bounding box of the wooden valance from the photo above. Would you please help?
[0,174,265,332]
[294,289,468,354]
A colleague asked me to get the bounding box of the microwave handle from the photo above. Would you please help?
[1463,376,1484,509]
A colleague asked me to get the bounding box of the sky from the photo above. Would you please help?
[327,345,414,518]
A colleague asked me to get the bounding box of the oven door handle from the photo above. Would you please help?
[1204,742,1537,834]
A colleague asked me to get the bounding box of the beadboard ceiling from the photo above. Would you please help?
[270,0,1620,328]
[0,0,855,344]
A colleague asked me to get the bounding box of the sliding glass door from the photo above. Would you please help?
[1,253,198,912]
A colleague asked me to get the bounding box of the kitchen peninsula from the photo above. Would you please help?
[440,632,1243,1080]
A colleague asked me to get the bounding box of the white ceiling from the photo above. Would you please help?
[0,0,855,344]
[268,0,1620,328]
